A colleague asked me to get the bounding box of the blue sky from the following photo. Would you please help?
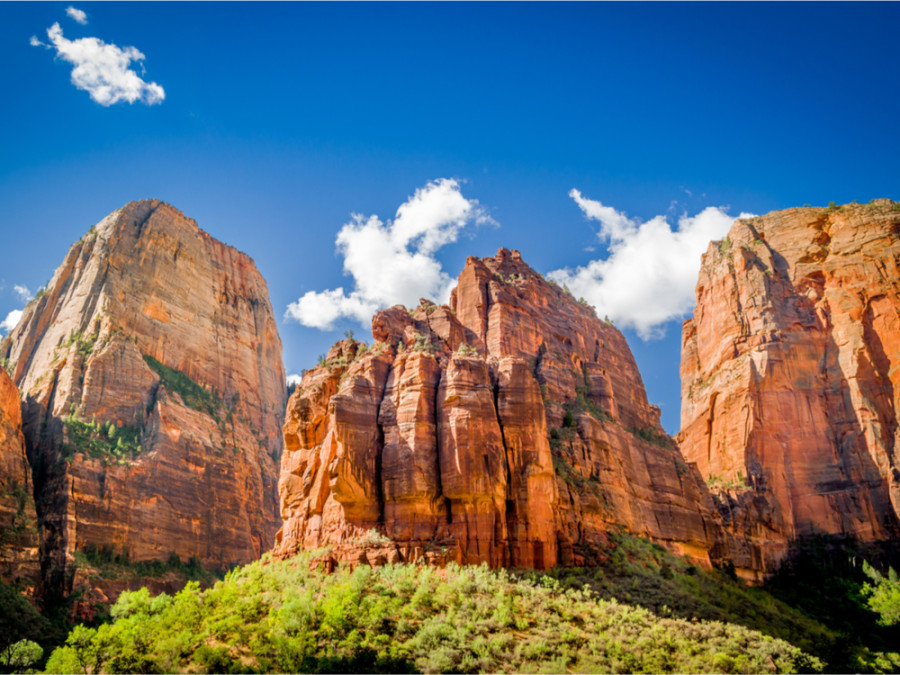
[2,2,899,433]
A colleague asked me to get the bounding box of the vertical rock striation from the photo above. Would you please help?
[276,249,719,569]
[0,368,39,587]
[0,200,286,598]
[680,200,900,577]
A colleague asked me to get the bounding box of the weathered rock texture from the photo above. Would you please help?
[680,200,900,578]
[276,249,720,569]
[0,200,286,597]
[0,368,39,587]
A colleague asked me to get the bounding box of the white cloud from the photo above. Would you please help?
[66,6,88,25]
[13,285,32,303]
[1,310,23,336]
[286,178,491,330]
[34,22,164,106]
[30,35,46,48]
[549,189,753,340]
[286,373,303,388]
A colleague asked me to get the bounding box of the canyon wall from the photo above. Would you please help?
[680,200,900,577]
[0,200,286,598]
[0,368,39,587]
[276,249,721,569]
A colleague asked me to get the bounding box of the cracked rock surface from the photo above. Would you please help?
[276,249,720,569]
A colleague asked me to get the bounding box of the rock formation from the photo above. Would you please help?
[0,200,286,598]
[276,249,721,569]
[0,368,39,587]
[680,200,900,577]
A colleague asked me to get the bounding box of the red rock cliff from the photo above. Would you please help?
[0,200,286,596]
[680,200,900,577]
[0,368,39,587]
[276,249,720,568]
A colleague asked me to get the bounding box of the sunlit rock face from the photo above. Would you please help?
[679,200,900,578]
[276,249,720,569]
[0,200,286,598]
[0,368,39,587]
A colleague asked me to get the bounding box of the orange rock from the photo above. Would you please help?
[0,369,39,587]
[276,249,720,569]
[0,200,286,600]
[679,200,900,578]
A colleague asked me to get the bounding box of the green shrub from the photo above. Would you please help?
[862,561,900,627]
[719,237,732,254]
[45,550,823,674]
[60,415,143,461]
[627,424,674,448]
[142,354,221,418]
[60,415,142,462]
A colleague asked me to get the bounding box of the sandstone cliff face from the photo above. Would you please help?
[680,200,900,577]
[0,200,286,596]
[276,249,720,569]
[0,368,39,587]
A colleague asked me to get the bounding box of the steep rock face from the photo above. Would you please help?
[276,249,720,569]
[0,200,286,597]
[0,368,39,587]
[680,200,900,577]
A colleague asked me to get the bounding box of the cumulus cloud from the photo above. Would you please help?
[286,373,303,388]
[286,179,492,330]
[0,310,23,336]
[33,22,165,106]
[13,285,32,303]
[549,189,753,339]
[66,6,88,25]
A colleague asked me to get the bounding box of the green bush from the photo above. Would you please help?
[60,415,142,461]
[142,354,221,418]
[862,561,900,626]
[45,551,822,674]
[0,582,54,673]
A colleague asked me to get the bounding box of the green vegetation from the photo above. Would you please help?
[142,355,220,418]
[411,332,435,355]
[62,330,98,360]
[862,562,900,627]
[764,536,900,672]
[60,414,142,462]
[705,472,752,491]
[0,481,34,546]
[495,272,524,285]
[551,452,599,491]
[44,549,820,675]
[457,344,479,356]
[571,366,613,423]
[626,425,674,448]
[1,639,42,673]
[0,357,12,376]
[0,582,57,675]
[718,237,732,255]
[74,545,220,585]
[34,531,900,674]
